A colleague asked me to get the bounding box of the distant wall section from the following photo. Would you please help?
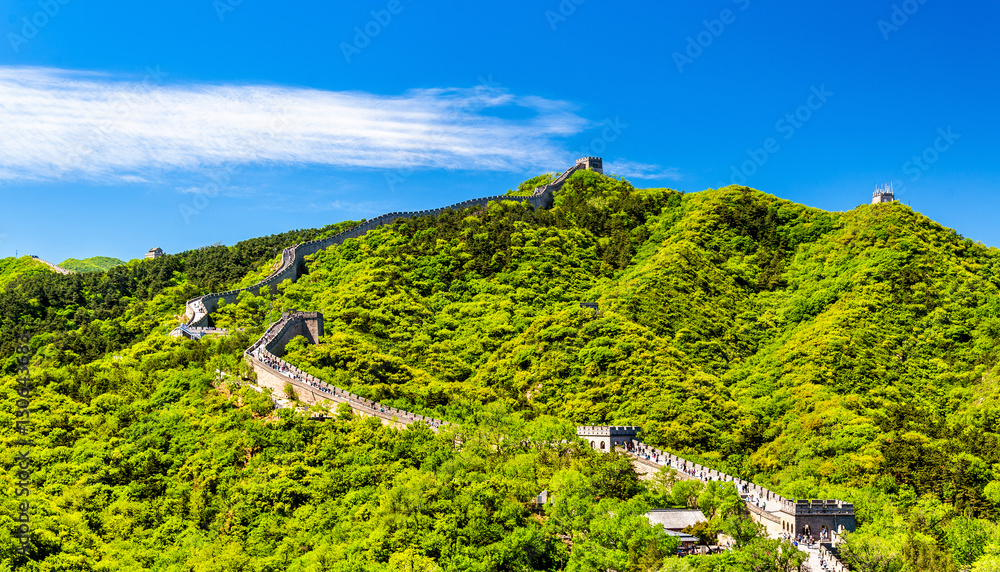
[580,429,857,540]
[185,158,593,326]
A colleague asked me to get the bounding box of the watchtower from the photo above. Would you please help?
[779,500,856,538]
[872,183,894,204]
[576,157,604,174]
[577,425,640,451]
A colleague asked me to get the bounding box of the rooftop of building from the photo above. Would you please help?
[645,509,707,531]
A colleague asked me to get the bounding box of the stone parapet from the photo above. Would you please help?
[245,311,447,431]
[596,432,856,545]
[183,160,591,328]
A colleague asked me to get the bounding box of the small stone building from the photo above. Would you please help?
[576,425,640,451]
[146,247,165,259]
[576,156,604,174]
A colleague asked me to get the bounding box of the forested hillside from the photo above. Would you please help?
[3,170,1000,571]
[58,257,127,274]
[0,257,52,291]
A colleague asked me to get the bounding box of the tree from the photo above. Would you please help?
[734,537,807,572]
[902,534,958,572]
[840,534,905,572]
[721,515,765,550]
[670,480,704,510]
[945,516,992,567]
[568,498,679,572]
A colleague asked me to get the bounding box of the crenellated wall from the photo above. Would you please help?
[258,311,323,357]
[577,425,641,451]
[184,162,579,327]
[618,435,856,543]
[244,311,448,430]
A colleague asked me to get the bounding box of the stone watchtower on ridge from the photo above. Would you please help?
[577,425,639,451]
[576,157,604,174]
[872,183,894,204]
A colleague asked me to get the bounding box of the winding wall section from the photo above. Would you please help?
[182,161,585,328]
[245,311,447,430]
[178,156,851,569]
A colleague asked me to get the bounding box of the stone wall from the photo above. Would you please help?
[184,161,582,327]
[622,436,855,540]
[818,545,850,571]
[259,312,323,357]
[244,311,447,430]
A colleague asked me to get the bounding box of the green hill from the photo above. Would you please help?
[58,255,126,273]
[0,256,53,290]
[2,170,1000,570]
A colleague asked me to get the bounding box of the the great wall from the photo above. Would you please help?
[180,158,597,330]
[577,426,855,537]
[244,310,447,429]
[174,156,852,570]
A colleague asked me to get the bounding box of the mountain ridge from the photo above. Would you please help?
[2,169,999,570]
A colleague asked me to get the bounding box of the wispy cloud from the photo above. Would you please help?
[0,66,589,183]
[604,160,682,181]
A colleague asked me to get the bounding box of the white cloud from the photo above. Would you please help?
[0,66,589,183]
[603,160,682,181]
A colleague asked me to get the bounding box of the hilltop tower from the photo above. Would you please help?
[872,183,894,204]
[576,157,604,174]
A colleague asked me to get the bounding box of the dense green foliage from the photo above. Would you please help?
[506,173,558,196]
[0,223,352,371]
[3,169,1000,570]
[0,328,706,571]
[58,257,127,273]
[0,257,52,291]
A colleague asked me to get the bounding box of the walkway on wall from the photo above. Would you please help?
[169,324,229,340]
[35,258,75,275]
[175,160,600,424]
[245,313,449,430]
[621,442,851,571]
[181,160,589,329]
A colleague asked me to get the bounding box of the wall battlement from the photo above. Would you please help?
[582,426,857,547]
[576,156,603,174]
[245,311,447,429]
[184,159,600,328]
[791,500,855,514]
[577,425,641,436]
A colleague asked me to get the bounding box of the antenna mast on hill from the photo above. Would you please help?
[872,182,894,204]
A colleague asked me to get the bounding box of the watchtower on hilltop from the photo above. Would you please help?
[872,183,894,204]
[576,157,604,174]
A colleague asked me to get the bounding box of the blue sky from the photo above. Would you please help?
[1,0,997,262]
